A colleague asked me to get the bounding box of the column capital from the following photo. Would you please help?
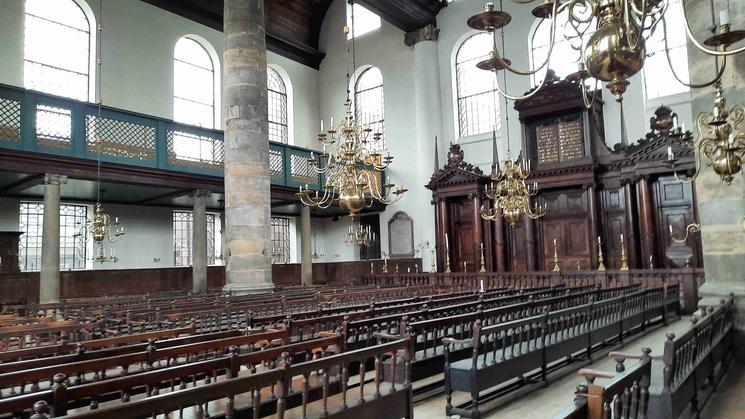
[190,189,211,198]
[43,174,68,186]
[404,24,439,46]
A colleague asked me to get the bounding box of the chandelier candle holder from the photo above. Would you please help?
[552,238,561,272]
[345,222,376,248]
[431,249,437,273]
[467,1,745,106]
[445,234,452,273]
[382,252,389,273]
[669,223,701,244]
[297,101,407,218]
[619,234,629,271]
[665,82,745,185]
[597,236,606,271]
[481,148,548,225]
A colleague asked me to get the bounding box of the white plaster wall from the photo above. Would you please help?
[0,0,320,148]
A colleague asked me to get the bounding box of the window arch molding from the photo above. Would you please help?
[450,30,501,140]
[349,65,386,152]
[267,64,294,145]
[23,0,97,102]
[172,34,221,129]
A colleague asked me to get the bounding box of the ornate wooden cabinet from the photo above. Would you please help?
[428,73,702,271]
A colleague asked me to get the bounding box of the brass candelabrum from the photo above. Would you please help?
[665,82,745,185]
[297,101,407,218]
[552,238,561,272]
[430,249,437,273]
[597,236,606,271]
[75,202,125,263]
[479,243,487,273]
[345,222,376,248]
[466,1,745,105]
[481,149,548,225]
[619,234,629,271]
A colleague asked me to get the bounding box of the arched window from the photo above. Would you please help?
[24,0,92,101]
[354,67,385,152]
[530,10,596,86]
[173,37,215,128]
[455,33,500,138]
[267,67,288,144]
[643,0,688,99]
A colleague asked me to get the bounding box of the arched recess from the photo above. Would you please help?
[172,34,221,129]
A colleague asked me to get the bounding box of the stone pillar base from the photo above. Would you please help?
[223,283,275,295]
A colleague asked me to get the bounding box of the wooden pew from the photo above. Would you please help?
[552,349,652,419]
[647,295,735,419]
[442,286,675,418]
[34,337,413,419]
[0,324,195,364]
[0,332,346,417]
[0,321,103,352]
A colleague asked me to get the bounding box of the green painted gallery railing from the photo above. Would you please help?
[0,83,326,190]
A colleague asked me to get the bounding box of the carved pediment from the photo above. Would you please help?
[514,71,603,119]
[427,166,487,189]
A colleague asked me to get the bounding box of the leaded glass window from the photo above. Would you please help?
[643,0,689,99]
[172,211,220,266]
[267,67,288,144]
[24,0,92,101]
[174,37,215,128]
[271,217,290,264]
[18,202,87,271]
[455,33,500,138]
[354,67,385,152]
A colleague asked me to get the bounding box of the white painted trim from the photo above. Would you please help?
[268,64,295,146]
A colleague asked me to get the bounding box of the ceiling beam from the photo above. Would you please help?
[135,189,194,205]
[357,0,446,33]
[0,174,44,195]
[140,0,326,69]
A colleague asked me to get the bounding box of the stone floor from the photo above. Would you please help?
[414,319,696,419]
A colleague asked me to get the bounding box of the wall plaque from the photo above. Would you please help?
[558,118,584,161]
[536,123,559,164]
[388,211,414,257]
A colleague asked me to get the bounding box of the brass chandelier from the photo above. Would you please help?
[345,222,376,248]
[297,2,407,217]
[665,81,745,184]
[467,0,745,104]
[481,147,547,225]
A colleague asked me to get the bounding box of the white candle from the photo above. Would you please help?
[330,116,334,126]
[669,225,673,234]
[445,234,449,251]
[620,233,624,243]
[480,279,485,293]
[720,9,730,26]
[681,123,686,133]
[728,133,735,144]
[320,119,324,132]
[667,146,674,160]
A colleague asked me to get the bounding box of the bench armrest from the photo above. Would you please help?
[608,351,662,361]
[577,368,615,381]
[442,337,471,347]
[372,331,403,341]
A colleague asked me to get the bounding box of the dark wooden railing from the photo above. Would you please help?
[362,268,703,314]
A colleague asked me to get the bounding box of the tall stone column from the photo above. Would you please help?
[685,0,745,347]
[412,25,443,273]
[192,189,209,294]
[40,174,67,304]
[300,206,312,285]
[223,0,273,293]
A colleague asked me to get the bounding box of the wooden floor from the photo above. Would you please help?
[415,319,696,419]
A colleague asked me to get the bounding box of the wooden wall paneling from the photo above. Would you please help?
[653,176,701,268]
[586,185,599,267]
[453,198,476,272]
[601,187,627,269]
[637,177,657,266]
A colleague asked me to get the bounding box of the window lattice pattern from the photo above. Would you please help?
[354,67,385,153]
[18,202,87,271]
[290,154,316,185]
[167,130,224,169]
[24,0,91,101]
[85,115,156,160]
[269,149,284,181]
[36,104,72,148]
[643,0,688,99]
[268,68,288,144]
[59,204,87,269]
[456,33,500,138]
[173,211,218,266]
[174,37,215,129]
[0,97,21,142]
[271,217,290,264]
